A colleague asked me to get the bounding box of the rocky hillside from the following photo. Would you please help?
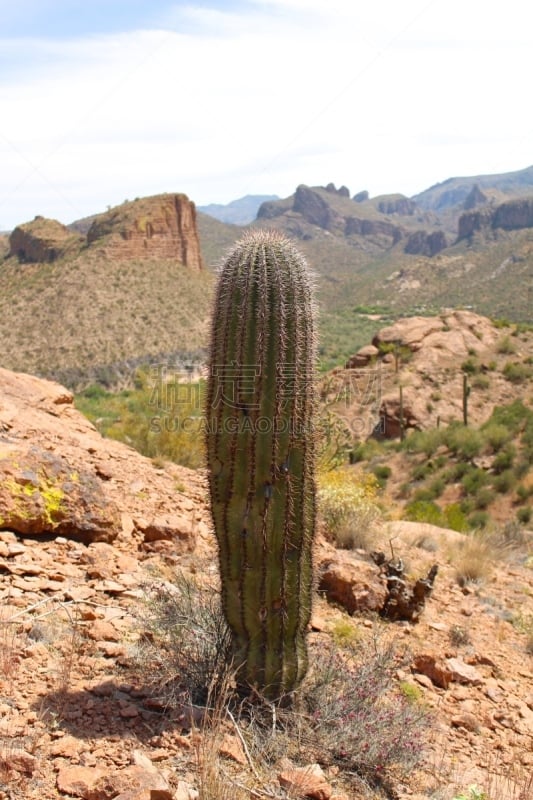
[0,195,211,390]
[0,367,531,799]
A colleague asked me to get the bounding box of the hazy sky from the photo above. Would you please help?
[1,0,531,229]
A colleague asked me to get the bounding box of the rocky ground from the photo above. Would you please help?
[0,368,532,800]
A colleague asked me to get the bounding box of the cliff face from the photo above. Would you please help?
[404,229,448,256]
[457,196,533,240]
[87,194,204,270]
[8,195,204,271]
[9,217,83,263]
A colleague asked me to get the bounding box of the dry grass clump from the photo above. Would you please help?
[448,532,496,586]
[134,572,232,707]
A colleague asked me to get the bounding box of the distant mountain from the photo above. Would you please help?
[2,166,533,388]
[198,194,279,225]
[412,164,533,211]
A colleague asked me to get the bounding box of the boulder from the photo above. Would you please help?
[0,367,208,547]
[318,553,387,614]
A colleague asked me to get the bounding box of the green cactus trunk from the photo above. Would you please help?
[205,230,317,699]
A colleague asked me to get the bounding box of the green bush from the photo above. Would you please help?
[503,361,533,384]
[461,466,489,494]
[481,422,512,452]
[492,446,516,473]
[468,511,489,529]
[496,334,517,354]
[517,506,532,524]
[488,400,532,434]
[444,424,483,460]
[404,500,443,526]
[474,487,495,509]
[372,464,392,487]
[461,357,479,375]
[444,504,469,532]
[493,469,516,494]
[402,428,444,458]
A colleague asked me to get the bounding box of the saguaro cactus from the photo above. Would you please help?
[205,229,317,699]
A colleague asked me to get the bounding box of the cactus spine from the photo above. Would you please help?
[205,230,317,699]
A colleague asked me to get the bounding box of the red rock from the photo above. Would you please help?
[1,749,37,775]
[445,657,484,686]
[318,554,387,614]
[412,653,453,689]
[88,619,120,642]
[218,732,247,765]
[56,765,107,799]
[451,712,480,732]
[278,764,333,800]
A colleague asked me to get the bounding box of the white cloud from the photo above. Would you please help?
[0,0,532,229]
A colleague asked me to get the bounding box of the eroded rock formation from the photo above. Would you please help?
[9,217,83,263]
[87,194,204,269]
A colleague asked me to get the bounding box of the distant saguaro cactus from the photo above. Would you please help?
[205,230,317,699]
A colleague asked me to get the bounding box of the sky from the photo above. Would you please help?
[0,0,532,230]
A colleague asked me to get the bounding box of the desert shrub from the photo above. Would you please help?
[496,334,517,354]
[372,464,392,487]
[412,461,437,481]
[516,484,533,502]
[412,478,445,503]
[461,466,489,494]
[402,428,444,457]
[503,361,533,384]
[446,461,471,481]
[403,499,443,526]
[299,637,429,781]
[492,469,516,494]
[516,506,532,524]
[481,422,512,452]
[449,624,471,647]
[349,438,384,464]
[488,399,532,434]
[135,573,232,706]
[403,500,467,532]
[461,357,479,375]
[474,487,495,509]
[451,531,494,584]
[318,468,382,549]
[444,424,483,460]
[492,445,516,473]
[467,511,490,530]
[444,504,469,532]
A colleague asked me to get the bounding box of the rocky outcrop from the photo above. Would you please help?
[493,197,533,229]
[457,207,494,239]
[292,185,345,232]
[0,367,209,546]
[87,194,204,269]
[404,229,448,256]
[353,190,369,202]
[9,217,83,263]
[458,196,533,240]
[340,311,503,436]
[325,182,350,198]
[344,215,403,243]
[377,195,417,216]
[463,183,488,210]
